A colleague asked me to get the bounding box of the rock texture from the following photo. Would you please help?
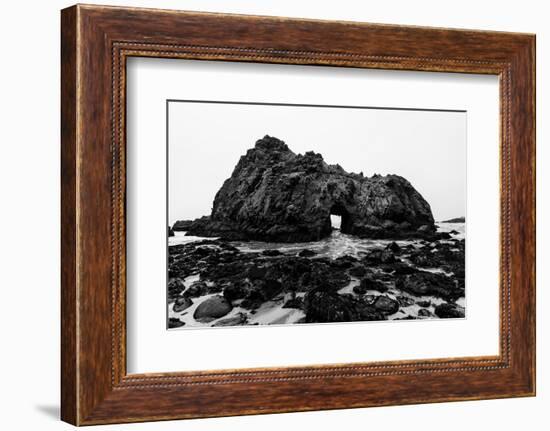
[168,235,465,326]
[180,135,436,242]
[172,220,194,232]
[193,295,233,323]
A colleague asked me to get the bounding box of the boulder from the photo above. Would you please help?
[396,272,463,301]
[223,280,252,302]
[193,295,233,323]
[354,300,386,321]
[358,276,388,293]
[418,308,433,318]
[212,312,248,327]
[364,249,397,264]
[373,295,400,314]
[240,290,266,310]
[331,255,358,269]
[168,318,185,328]
[184,135,436,242]
[385,241,402,254]
[167,277,185,302]
[304,289,386,323]
[304,290,355,323]
[434,302,465,318]
[396,295,416,307]
[184,281,209,298]
[240,279,283,309]
[172,296,193,313]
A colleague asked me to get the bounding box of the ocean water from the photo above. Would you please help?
[169,222,465,260]
[168,222,466,327]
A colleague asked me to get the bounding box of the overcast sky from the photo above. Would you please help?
[168,101,466,224]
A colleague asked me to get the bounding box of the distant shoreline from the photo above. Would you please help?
[440,217,465,223]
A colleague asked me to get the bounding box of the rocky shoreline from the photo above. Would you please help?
[168,135,465,329]
[168,230,465,328]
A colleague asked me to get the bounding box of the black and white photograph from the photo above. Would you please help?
[167,101,466,329]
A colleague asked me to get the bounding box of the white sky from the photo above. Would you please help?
[168,102,466,224]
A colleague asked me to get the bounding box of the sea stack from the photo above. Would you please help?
[180,135,436,242]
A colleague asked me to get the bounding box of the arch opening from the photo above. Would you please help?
[330,214,342,230]
[329,203,351,234]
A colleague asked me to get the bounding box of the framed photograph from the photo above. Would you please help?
[61,4,536,425]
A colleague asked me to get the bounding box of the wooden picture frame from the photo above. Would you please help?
[61,4,535,425]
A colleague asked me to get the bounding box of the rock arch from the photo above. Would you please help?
[182,136,436,242]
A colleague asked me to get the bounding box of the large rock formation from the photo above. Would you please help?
[181,135,436,242]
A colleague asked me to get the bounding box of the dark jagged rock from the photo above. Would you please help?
[172,296,193,313]
[240,292,265,310]
[331,255,358,269]
[386,241,402,254]
[304,290,355,323]
[168,237,465,325]
[304,288,386,323]
[222,279,252,302]
[396,272,464,302]
[364,295,376,304]
[167,277,185,303]
[358,276,388,293]
[248,265,268,280]
[168,226,174,237]
[184,281,209,298]
[396,295,416,307]
[354,300,386,321]
[434,302,465,318]
[418,308,433,318]
[348,264,370,278]
[172,220,194,231]
[182,135,436,242]
[242,279,283,308]
[168,318,185,328]
[407,240,465,271]
[373,295,400,314]
[364,249,397,264]
[298,249,317,257]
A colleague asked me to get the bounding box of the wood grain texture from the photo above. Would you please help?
[60,4,536,425]
[60,5,78,425]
